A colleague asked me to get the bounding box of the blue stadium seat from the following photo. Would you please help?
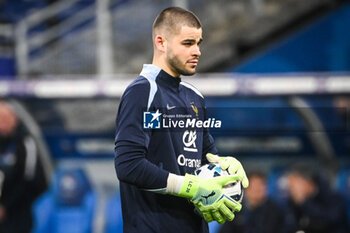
[336,168,350,225]
[32,168,97,233]
[267,167,289,206]
[104,193,123,233]
[208,221,222,233]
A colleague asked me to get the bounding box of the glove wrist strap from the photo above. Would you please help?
[178,174,199,199]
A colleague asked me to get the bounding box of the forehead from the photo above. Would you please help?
[288,173,307,180]
[173,25,202,40]
[249,175,265,183]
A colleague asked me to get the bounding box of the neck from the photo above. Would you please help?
[152,56,180,78]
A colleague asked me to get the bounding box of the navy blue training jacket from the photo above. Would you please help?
[114,64,218,233]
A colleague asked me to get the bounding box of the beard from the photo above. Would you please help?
[166,51,196,76]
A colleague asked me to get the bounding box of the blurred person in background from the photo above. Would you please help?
[219,170,285,233]
[0,100,47,233]
[285,163,348,233]
[333,96,350,127]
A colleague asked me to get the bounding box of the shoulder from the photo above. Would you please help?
[122,65,162,109]
[126,76,150,91]
[139,64,161,82]
[180,81,204,99]
[122,76,150,100]
[124,64,162,96]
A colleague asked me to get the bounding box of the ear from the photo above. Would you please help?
[154,35,167,53]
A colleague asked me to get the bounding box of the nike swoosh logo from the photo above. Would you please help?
[167,104,176,110]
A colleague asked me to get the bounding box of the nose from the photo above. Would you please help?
[192,45,201,57]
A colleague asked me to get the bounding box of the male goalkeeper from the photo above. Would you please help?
[114,7,249,233]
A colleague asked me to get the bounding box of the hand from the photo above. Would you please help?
[206,153,249,188]
[178,174,242,224]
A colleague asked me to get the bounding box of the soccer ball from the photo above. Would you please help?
[194,163,244,203]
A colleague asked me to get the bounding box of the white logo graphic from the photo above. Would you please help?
[143,110,222,130]
[143,109,162,129]
[177,154,201,168]
[166,104,176,110]
[183,130,198,152]
[151,109,162,122]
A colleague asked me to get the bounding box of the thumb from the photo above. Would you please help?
[215,175,241,186]
[206,153,220,163]
[242,176,249,189]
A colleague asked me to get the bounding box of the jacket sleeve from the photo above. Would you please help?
[114,80,169,191]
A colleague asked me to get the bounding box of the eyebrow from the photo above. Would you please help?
[182,38,203,44]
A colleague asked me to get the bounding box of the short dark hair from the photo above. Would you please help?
[247,169,267,181]
[287,162,317,182]
[152,7,201,38]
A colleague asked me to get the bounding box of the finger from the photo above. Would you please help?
[242,176,249,188]
[234,166,249,188]
[224,197,242,212]
[226,157,241,175]
[212,210,225,224]
[206,153,220,163]
[218,204,235,221]
[225,158,249,188]
[219,157,235,170]
[202,211,213,223]
[241,172,249,188]
[215,174,241,186]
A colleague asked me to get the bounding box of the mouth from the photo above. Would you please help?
[187,60,199,66]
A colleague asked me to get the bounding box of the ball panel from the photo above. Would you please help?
[224,181,244,203]
[193,163,243,203]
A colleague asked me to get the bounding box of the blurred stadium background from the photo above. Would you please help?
[1,0,350,232]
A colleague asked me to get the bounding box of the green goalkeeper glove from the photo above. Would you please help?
[206,153,249,188]
[177,174,242,224]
